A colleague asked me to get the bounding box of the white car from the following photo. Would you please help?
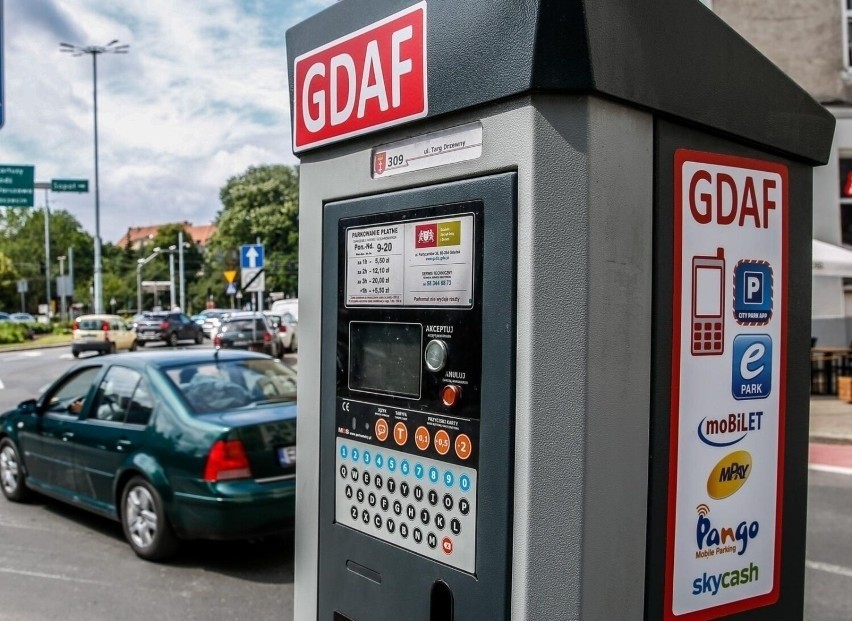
[264,311,298,352]
[270,298,298,321]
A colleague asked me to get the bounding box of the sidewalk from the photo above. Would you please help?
[810,396,852,445]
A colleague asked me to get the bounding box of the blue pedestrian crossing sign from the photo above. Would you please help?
[225,283,237,296]
[240,244,264,269]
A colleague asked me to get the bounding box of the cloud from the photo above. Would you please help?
[0,0,335,243]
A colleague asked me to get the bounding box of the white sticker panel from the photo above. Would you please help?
[346,214,474,307]
[371,122,483,178]
[667,150,788,620]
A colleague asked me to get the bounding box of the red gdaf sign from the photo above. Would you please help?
[292,2,427,152]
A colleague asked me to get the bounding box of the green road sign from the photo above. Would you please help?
[0,165,34,207]
[51,179,89,193]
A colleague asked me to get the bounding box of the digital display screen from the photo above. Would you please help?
[349,322,422,398]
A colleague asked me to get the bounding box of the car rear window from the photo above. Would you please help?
[165,359,297,414]
[78,319,105,330]
[223,319,264,332]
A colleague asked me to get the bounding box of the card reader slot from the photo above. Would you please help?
[346,559,382,584]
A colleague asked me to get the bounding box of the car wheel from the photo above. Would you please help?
[130,340,138,352]
[109,343,117,355]
[138,341,146,348]
[290,335,298,353]
[195,331,203,345]
[72,350,80,358]
[0,439,31,502]
[168,332,179,347]
[121,477,179,561]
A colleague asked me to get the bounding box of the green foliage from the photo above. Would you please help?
[1,163,300,315]
[0,322,31,344]
[0,207,93,313]
[211,165,300,299]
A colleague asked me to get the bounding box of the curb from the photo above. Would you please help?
[809,434,852,446]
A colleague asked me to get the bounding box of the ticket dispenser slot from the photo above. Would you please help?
[319,174,516,620]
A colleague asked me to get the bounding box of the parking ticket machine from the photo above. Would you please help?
[288,1,834,620]
[319,177,516,619]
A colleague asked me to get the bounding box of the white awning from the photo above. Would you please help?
[813,239,852,277]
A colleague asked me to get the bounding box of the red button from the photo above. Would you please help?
[441,384,462,407]
[441,536,454,555]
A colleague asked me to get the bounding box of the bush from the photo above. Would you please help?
[0,323,30,344]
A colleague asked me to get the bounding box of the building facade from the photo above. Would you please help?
[708,0,852,345]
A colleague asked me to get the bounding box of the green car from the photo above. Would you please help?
[0,349,297,561]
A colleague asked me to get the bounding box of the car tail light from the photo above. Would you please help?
[161,321,170,330]
[263,331,272,343]
[72,320,79,330]
[278,325,288,333]
[102,321,110,331]
[204,439,252,482]
[213,335,222,347]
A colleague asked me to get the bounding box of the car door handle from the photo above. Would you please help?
[116,439,132,451]
[62,432,74,442]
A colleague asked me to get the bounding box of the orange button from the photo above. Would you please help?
[393,422,408,446]
[434,429,451,456]
[375,418,389,442]
[441,384,462,407]
[455,433,472,460]
[414,426,431,451]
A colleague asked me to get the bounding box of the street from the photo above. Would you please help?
[0,346,850,619]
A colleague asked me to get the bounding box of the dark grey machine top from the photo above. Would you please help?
[286,0,834,164]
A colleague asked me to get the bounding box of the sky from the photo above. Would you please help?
[0,0,336,243]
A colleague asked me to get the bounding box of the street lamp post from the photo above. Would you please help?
[57,255,67,322]
[60,39,129,314]
[136,247,163,312]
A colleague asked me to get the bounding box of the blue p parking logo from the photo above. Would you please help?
[734,261,773,325]
[732,334,772,400]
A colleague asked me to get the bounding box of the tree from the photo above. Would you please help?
[211,165,300,300]
[0,207,93,314]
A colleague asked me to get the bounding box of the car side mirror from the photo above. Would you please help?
[17,399,38,415]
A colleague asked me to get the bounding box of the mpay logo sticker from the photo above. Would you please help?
[732,334,772,400]
[733,260,773,325]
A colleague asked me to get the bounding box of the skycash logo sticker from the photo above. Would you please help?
[732,334,772,400]
[692,563,761,596]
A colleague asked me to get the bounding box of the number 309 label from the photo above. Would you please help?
[371,122,483,179]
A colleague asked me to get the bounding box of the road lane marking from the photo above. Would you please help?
[0,566,111,586]
[806,560,852,580]
[809,464,852,476]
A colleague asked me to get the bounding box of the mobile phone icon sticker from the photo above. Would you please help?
[691,248,726,356]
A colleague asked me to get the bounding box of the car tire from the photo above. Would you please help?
[121,477,179,561]
[130,340,138,352]
[109,343,117,355]
[168,332,179,347]
[290,335,298,353]
[72,350,80,358]
[195,331,203,345]
[138,341,146,348]
[0,439,31,502]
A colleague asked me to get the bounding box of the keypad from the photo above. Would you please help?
[693,320,723,353]
[335,437,477,573]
